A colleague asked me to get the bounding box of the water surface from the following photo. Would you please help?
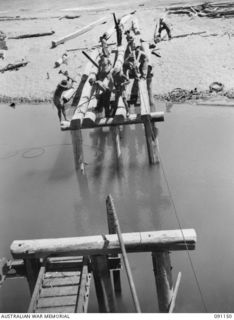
[0,103,234,312]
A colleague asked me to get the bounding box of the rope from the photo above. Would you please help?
[157,150,208,313]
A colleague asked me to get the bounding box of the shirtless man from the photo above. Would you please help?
[112,66,130,117]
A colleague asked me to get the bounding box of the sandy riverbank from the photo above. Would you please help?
[1,1,234,104]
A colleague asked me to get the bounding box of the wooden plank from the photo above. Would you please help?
[28,266,46,312]
[36,306,75,313]
[46,256,120,271]
[37,295,77,308]
[51,16,109,48]
[139,79,150,114]
[169,272,182,313]
[75,258,91,313]
[11,229,197,259]
[44,271,81,278]
[40,285,79,298]
[42,276,80,287]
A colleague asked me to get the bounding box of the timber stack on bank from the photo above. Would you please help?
[0,195,197,313]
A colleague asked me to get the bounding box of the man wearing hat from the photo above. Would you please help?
[53,79,72,122]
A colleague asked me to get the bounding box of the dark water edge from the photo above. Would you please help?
[0,102,234,312]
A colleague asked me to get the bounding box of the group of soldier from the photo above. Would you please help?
[91,15,172,118]
[92,29,151,118]
[53,15,172,122]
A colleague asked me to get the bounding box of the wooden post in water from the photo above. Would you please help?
[106,195,141,313]
[24,258,40,295]
[139,79,159,164]
[111,126,121,160]
[91,255,116,312]
[70,130,85,173]
[152,251,173,312]
[106,196,121,293]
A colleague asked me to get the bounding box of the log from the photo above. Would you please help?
[172,31,206,39]
[82,46,125,127]
[113,46,127,122]
[0,60,29,73]
[51,16,108,48]
[139,79,159,164]
[82,51,99,68]
[70,130,84,172]
[152,251,173,312]
[169,272,182,313]
[59,15,80,20]
[75,257,91,313]
[63,111,164,131]
[66,111,163,130]
[8,30,55,39]
[106,197,121,293]
[67,42,116,52]
[113,97,126,122]
[11,229,197,259]
[91,255,116,312]
[71,49,99,128]
[106,195,141,313]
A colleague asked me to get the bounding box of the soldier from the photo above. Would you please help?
[154,16,172,43]
[112,66,130,117]
[53,80,72,122]
[97,55,112,81]
[99,32,110,58]
[135,46,149,79]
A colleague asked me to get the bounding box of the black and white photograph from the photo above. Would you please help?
[0,0,233,316]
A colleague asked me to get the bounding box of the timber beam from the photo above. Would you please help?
[0,256,121,283]
[10,229,196,260]
[61,111,164,131]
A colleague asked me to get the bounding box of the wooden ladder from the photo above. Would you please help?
[28,256,91,313]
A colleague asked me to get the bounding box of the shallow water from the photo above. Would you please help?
[0,102,234,312]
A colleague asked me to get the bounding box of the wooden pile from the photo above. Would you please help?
[166,2,234,18]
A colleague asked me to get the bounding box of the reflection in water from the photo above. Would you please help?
[2,104,234,312]
[166,101,173,113]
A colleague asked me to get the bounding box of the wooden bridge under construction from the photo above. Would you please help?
[0,195,197,313]
[0,10,199,314]
[53,10,165,168]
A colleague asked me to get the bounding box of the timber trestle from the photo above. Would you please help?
[56,11,164,167]
[0,195,197,313]
[0,11,198,314]
[28,257,91,313]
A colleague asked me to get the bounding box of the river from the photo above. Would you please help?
[0,102,234,312]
